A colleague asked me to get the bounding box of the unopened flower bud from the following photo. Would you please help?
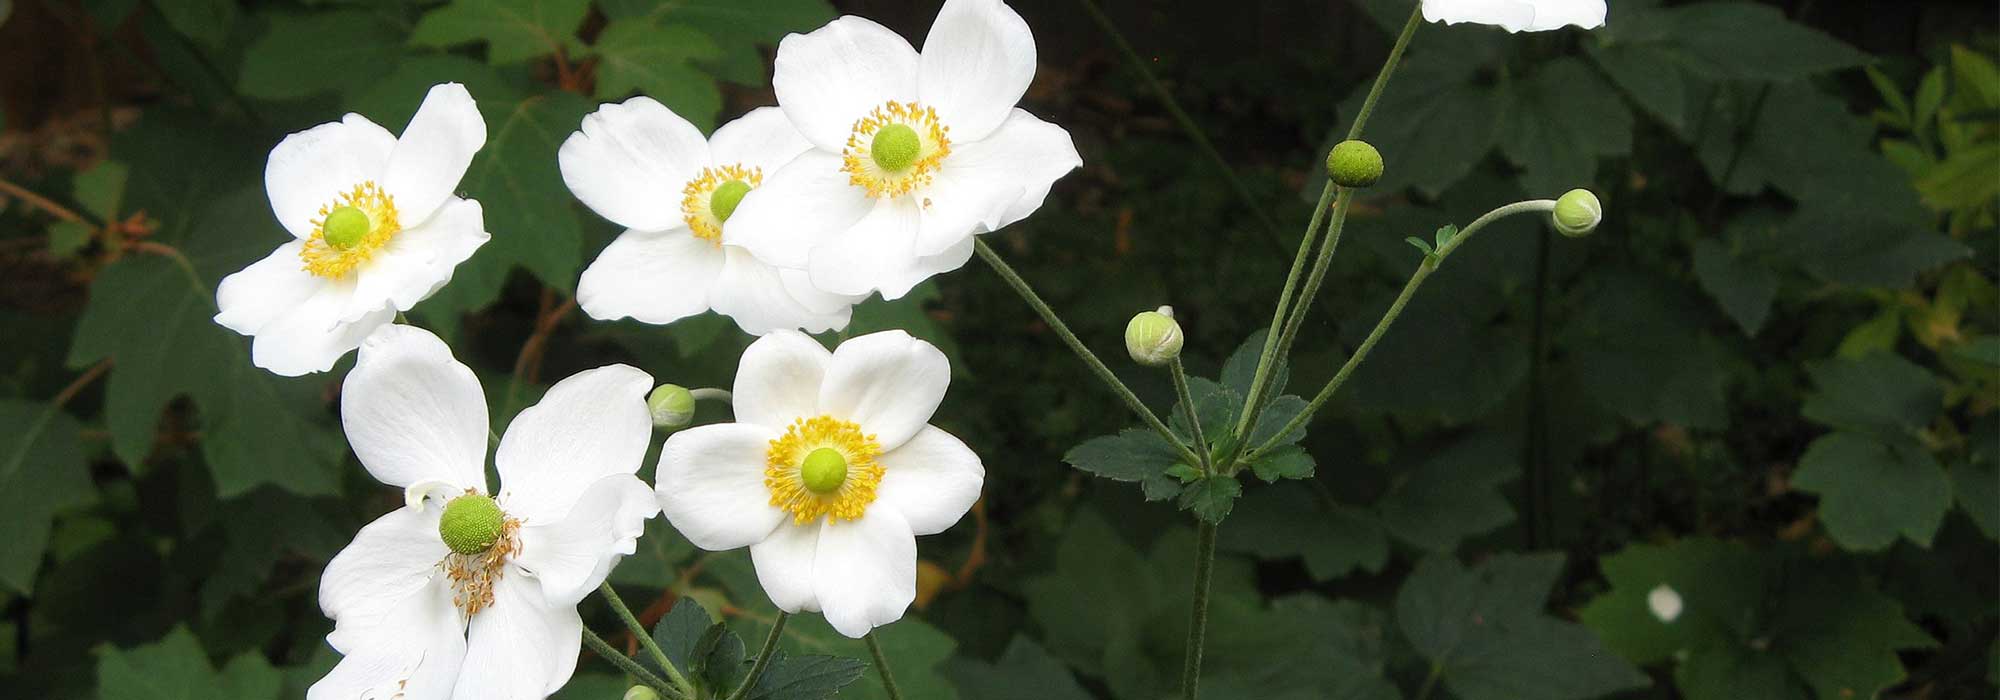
[648,384,696,429]
[624,687,662,700]
[1125,306,1183,367]
[1552,189,1601,238]
[1325,140,1383,188]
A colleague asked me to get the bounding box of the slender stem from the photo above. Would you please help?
[1348,6,1425,141]
[864,631,905,700]
[975,239,1203,468]
[0,178,92,224]
[1074,0,1287,256]
[582,627,678,697]
[1230,187,1353,463]
[1169,358,1210,470]
[723,612,790,700]
[1179,521,1219,700]
[1414,663,1444,700]
[52,360,112,409]
[1232,182,1337,446]
[600,582,695,697]
[689,387,733,404]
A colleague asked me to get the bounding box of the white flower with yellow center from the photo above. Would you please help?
[214,83,492,376]
[656,330,984,638]
[309,325,659,699]
[724,0,1083,300]
[1422,0,1605,32]
[560,98,864,334]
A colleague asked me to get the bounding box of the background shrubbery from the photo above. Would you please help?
[0,0,1994,698]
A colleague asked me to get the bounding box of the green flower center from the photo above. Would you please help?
[710,180,752,223]
[439,493,505,555]
[322,206,372,251]
[800,447,849,494]
[870,124,921,171]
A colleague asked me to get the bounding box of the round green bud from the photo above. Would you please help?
[710,180,752,223]
[801,447,848,494]
[647,384,696,429]
[1125,306,1184,367]
[1325,140,1383,188]
[438,493,504,555]
[624,687,662,700]
[1552,188,1602,238]
[322,206,372,250]
[871,124,922,171]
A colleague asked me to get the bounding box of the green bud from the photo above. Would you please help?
[438,493,505,555]
[801,447,848,494]
[647,384,696,429]
[322,206,372,250]
[624,687,662,700]
[871,124,921,171]
[710,180,752,223]
[1125,306,1184,367]
[1325,140,1383,188]
[1552,189,1602,238]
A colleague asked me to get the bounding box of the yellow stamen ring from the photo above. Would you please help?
[841,101,951,200]
[765,416,884,524]
[682,164,763,243]
[299,181,400,279]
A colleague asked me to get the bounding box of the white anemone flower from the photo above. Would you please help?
[215,83,491,376]
[724,0,1082,300]
[560,98,864,334]
[310,324,660,699]
[1422,0,1606,32]
[656,330,984,637]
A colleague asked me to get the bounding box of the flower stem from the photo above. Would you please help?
[582,627,679,698]
[975,238,1204,469]
[1230,186,1350,464]
[1232,181,1338,451]
[1179,521,1219,700]
[724,612,790,700]
[1348,6,1425,141]
[600,582,695,698]
[864,630,905,700]
[690,387,733,404]
[1273,189,1354,355]
[1169,358,1210,471]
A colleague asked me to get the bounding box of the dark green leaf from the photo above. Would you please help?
[1498,58,1633,195]
[1246,445,1314,482]
[744,651,867,700]
[651,597,715,675]
[0,400,94,595]
[410,0,591,66]
[1377,433,1517,551]
[1692,238,1777,336]
[1220,486,1387,581]
[239,11,405,100]
[591,20,722,130]
[1802,353,1942,440]
[1178,474,1242,523]
[1794,432,1951,550]
[1063,429,1178,483]
[947,636,1091,700]
[97,626,281,700]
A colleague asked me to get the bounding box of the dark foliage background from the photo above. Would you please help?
[0,0,1994,698]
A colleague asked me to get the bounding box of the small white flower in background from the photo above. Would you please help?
[1647,583,1684,623]
[725,0,1083,300]
[1422,0,1606,32]
[656,330,984,638]
[560,98,864,334]
[215,83,491,376]
[310,325,659,699]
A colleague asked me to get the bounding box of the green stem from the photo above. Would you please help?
[1179,521,1219,700]
[724,613,790,700]
[1414,663,1444,700]
[1242,200,1555,462]
[582,627,678,698]
[600,582,695,697]
[1232,181,1337,447]
[1348,6,1425,141]
[975,239,1203,469]
[1169,357,1210,470]
[864,631,905,700]
[1230,187,1353,464]
[1074,0,1288,256]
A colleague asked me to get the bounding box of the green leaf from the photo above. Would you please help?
[1178,474,1242,523]
[1950,45,2000,111]
[744,651,867,700]
[1801,354,1942,441]
[1170,376,1239,445]
[650,597,715,675]
[1432,223,1459,249]
[1916,142,2000,210]
[1634,2,1870,82]
[0,400,94,595]
[429,91,592,312]
[1246,445,1314,482]
[74,160,127,222]
[591,20,722,130]
[97,626,281,700]
[153,0,234,49]
[1794,432,1951,550]
[601,0,835,86]
[1327,28,1503,196]
[1404,236,1432,255]
[1063,429,1178,483]
[1164,463,1202,483]
[1022,511,1159,678]
[410,0,591,66]
[1565,270,1731,429]
[48,220,93,259]
[1579,539,1770,666]
[947,636,1091,700]
[1397,553,1649,700]
[1497,57,1633,195]
[1953,424,1998,539]
[1220,486,1387,581]
[1692,238,1777,336]
[692,620,748,691]
[727,614,959,700]
[239,10,405,100]
[1377,433,1517,551]
[1221,329,1287,404]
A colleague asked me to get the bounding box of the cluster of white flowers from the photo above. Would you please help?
[205,0,1603,697]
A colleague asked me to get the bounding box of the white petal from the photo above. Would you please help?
[382,83,486,225]
[751,521,821,613]
[813,508,916,638]
[559,97,711,231]
[495,364,655,523]
[731,330,832,429]
[818,330,949,452]
[515,475,660,607]
[318,505,451,630]
[576,227,727,325]
[249,280,394,377]
[1422,0,1537,31]
[656,423,788,551]
[918,0,1038,142]
[780,268,865,316]
[807,196,922,297]
[773,16,920,152]
[1524,0,1606,30]
[453,576,584,699]
[266,114,397,239]
[875,426,984,536]
[214,240,321,336]
[350,197,490,320]
[308,578,466,700]
[724,152,876,270]
[341,324,490,490]
[916,109,1080,255]
[708,106,815,173]
[892,233,976,302]
[710,246,856,335]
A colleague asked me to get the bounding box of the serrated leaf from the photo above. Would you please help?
[153,0,234,49]
[600,0,834,86]
[1377,433,1517,551]
[650,597,715,676]
[1170,376,1238,445]
[1692,238,1777,336]
[1178,474,1241,523]
[1221,329,1287,408]
[1164,463,1202,483]
[1636,2,1870,82]
[410,0,591,66]
[427,91,592,312]
[97,626,281,700]
[946,636,1091,700]
[1801,353,1942,441]
[1063,429,1178,483]
[1794,432,1951,550]
[745,651,867,700]
[239,10,405,100]
[1498,57,1633,195]
[73,160,127,222]
[1246,445,1314,482]
[1220,486,1386,581]
[727,614,959,700]
[48,220,93,258]
[0,400,94,595]
[1404,236,1432,254]
[592,20,722,130]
